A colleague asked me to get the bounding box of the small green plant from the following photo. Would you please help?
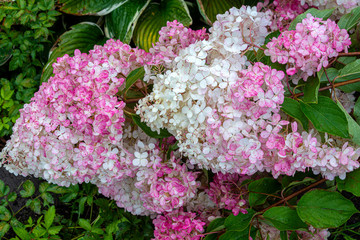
[0,0,60,136]
[0,179,153,239]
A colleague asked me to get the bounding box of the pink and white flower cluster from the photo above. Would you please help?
[207,173,248,216]
[138,7,359,182]
[152,208,206,240]
[258,0,309,31]
[265,14,351,83]
[0,39,150,186]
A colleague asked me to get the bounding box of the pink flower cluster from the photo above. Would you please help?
[264,122,360,180]
[258,0,309,31]
[0,39,151,186]
[201,62,286,175]
[149,20,208,67]
[265,14,351,82]
[135,155,200,214]
[144,20,209,82]
[152,208,206,240]
[206,173,248,216]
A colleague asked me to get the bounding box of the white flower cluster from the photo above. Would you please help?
[137,6,275,175]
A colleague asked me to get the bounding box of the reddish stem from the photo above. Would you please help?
[260,178,326,213]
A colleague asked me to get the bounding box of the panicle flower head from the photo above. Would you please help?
[265,14,351,83]
[206,173,249,216]
[259,0,308,31]
[135,150,200,214]
[209,6,272,54]
[262,122,360,180]
[152,208,206,240]
[145,20,209,82]
[0,39,151,186]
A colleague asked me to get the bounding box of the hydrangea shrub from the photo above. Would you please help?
[1,1,360,239]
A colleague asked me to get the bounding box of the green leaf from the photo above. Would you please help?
[60,192,78,203]
[297,189,359,228]
[317,68,338,83]
[20,180,35,198]
[48,225,62,235]
[92,227,104,234]
[132,114,172,138]
[0,49,11,67]
[299,96,349,138]
[79,218,92,231]
[0,86,13,101]
[44,206,55,229]
[28,199,41,215]
[302,76,319,103]
[32,225,46,238]
[57,0,128,15]
[248,178,281,207]
[11,219,31,240]
[338,6,360,31]
[280,231,288,240]
[7,192,17,202]
[196,0,242,24]
[337,168,360,197]
[289,8,335,30]
[281,98,309,131]
[41,22,104,83]
[355,98,360,125]
[133,0,192,51]
[224,209,256,232]
[0,206,11,221]
[79,196,87,215]
[218,226,257,240]
[41,192,55,205]
[206,218,225,232]
[0,180,10,197]
[265,30,281,44]
[0,222,10,238]
[335,59,360,93]
[125,67,145,94]
[263,207,308,231]
[105,0,150,43]
[336,101,360,146]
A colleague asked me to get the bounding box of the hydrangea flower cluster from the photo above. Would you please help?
[144,20,209,82]
[152,208,206,240]
[206,173,248,216]
[0,39,151,186]
[265,14,351,83]
[137,7,279,175]
[302,0,360,18]
[210,6,272,54]
[138,7,360,182]
[258,0,309,31]
[264,122,360,180]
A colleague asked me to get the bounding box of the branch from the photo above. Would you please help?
[338,52,360,57]
[294,77,360,98]
[260,178,327,213]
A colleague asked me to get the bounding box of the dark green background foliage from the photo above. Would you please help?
[0,0,60,136]
[0,179,153,239]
